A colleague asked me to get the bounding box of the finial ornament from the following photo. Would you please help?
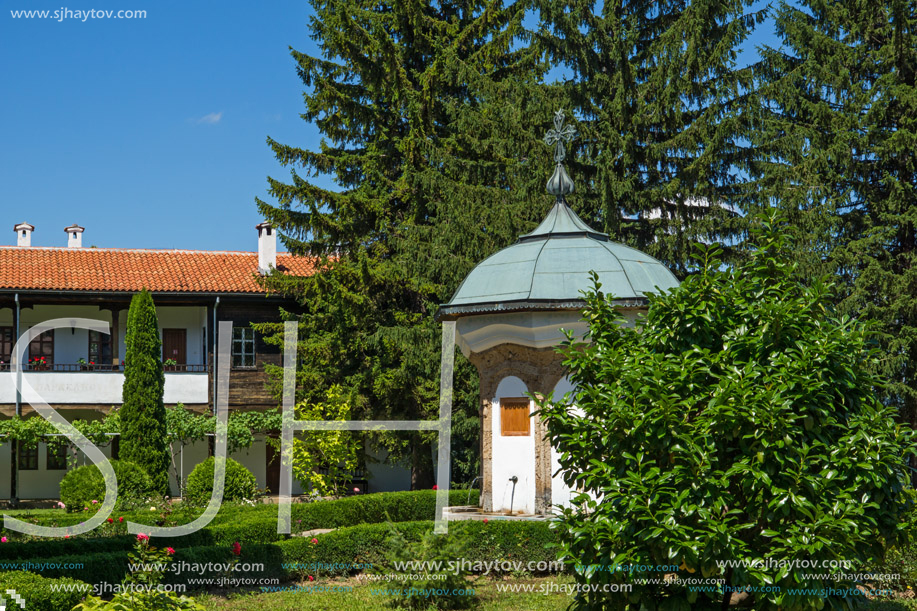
[544,110,576,197]
[544,109,577,163]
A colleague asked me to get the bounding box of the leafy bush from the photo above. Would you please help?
[292,385,361,496]
[59,460,153,512]
[538,218,917,609]
[0,571,88,611]
[73,534,205,611]
[381,526,477,609]
[184,457,258,505]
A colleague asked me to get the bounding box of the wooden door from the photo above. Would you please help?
[162,329,186,371]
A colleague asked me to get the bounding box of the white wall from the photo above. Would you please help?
[549,375,599,512]
[365,444,411,493]
[550,376,577,509]
[1,372,209,405]
[157,307,207,366]
[491,376,536,514]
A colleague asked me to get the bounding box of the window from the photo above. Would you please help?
[88,329,112,365]
[232,327,256,368]
[47,444,69,470]
[500,398,531,436]
[0,326,12,368]
[29,330,53,369]
[18,444,38,470]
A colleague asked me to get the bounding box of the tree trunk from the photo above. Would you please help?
[411,440,434,490]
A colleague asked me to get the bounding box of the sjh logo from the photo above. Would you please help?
[0,589,25,611]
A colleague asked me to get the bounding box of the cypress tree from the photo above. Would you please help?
[533,0,765,275]
[752,1,917,424]
[120,289,170,496]
[256,0,552,485]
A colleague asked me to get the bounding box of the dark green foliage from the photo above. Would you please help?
[59,460,153,512]
[0,571,88,610]
[751,0,917,429]
[184,457,258,505]
[533,0,765,275]
[120,289,169,496]
[256,0,556,486]
[538,216,917,610]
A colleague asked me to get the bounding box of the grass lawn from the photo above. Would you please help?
[199,576,572,610]
[196,576,917,611]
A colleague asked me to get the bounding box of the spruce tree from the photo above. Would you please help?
[752,1,917,424]
[120,289,170,496]
[256,0,552,485]
[533,0,765,275]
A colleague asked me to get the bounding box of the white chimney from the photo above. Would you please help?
[14,222,34,247]
[256,222,276,274]
[65,224,85,248]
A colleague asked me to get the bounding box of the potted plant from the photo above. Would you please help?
[164,358,177,372]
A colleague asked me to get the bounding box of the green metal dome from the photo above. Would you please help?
[437,200,680,319]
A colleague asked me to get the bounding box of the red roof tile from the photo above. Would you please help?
[0,247,317,294]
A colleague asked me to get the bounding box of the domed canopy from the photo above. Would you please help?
[437,200,679,320]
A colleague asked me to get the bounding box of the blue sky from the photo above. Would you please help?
[1,0,779,252]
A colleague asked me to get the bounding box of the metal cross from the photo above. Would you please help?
[543,109,576,163]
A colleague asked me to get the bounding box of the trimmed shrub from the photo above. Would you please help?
[59,460,153,512]
[0,571,88,610]
[120,289,170,496]
[1,490,483,560]
[286,489,480,531]
[184,457,258,505]
[0,535,137,561]
[276,519,558,578]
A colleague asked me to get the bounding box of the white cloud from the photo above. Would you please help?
[195,112,223,125]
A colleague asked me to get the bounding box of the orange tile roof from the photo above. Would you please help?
[0,246,317,294]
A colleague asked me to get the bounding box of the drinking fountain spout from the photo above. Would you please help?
[508,476,518,515]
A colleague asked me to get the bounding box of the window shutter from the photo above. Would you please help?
[500,398,531,436]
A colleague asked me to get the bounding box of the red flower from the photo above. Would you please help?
[166,547,176,555]
[310,538,318,545]
[432,485,438,490]
[308,575,314,581]
[137,533,149,542]
[107,518,113,523]
[483,518,488,524]
[64,535,70,539]
[118,517,124,523]
[232,541,242,556]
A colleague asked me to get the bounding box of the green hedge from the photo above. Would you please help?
[0,535,137,561]
[2,519,556,588]
[285,489,480,530]
[2,490,479,559]
[0,570,88,610]
[277,519,559,578]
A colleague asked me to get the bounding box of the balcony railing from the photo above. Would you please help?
[0,363,208,373]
